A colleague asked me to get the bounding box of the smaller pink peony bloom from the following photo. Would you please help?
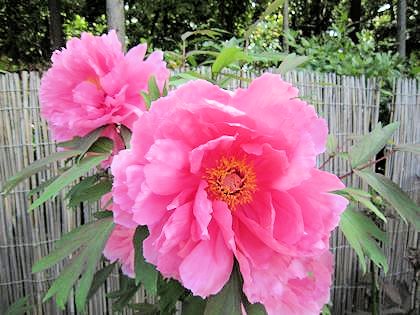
[103,224,136,278]
[110,74,348,314]
[102,193,136,278]
[40,30,169,143]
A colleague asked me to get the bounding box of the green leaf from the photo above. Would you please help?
[321,305,332,315]
[181,295,206,315]
[5,296,32,315]
[130,302,159,315]
[162,82,169,97]
[93,210,113,219]
[340,207,388,273]
[169,71,213,87]
[27,175,60,198]
[29,155,108,211]
[66,126,105,160]
[393,144,420,154]
[243,303,267,315]
[1,150,80,193]
[75,220,114,310]
[68,179,112,207]
[204,265,241,315]
[134,226,158,295]
[88,137,114,154]
[141,91,152,109]
[241,290,267,315]
[158,278,186,314]
[147,76,161,102]
[278,53,309,74]
[34,217,114,310]
[120,125,132,149]
[87,262,116,299]
[244,0,284,39]
[248,51,286,63]
[326,134,337,154]
[336,188,387,222]
[181,29,223,42]
[107,276,140,311]
[349,122,399,168]
[65,175,98,204]
[355,170,420,230]
[212,46,250,75]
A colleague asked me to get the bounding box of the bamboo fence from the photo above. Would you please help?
[0,70,418,314]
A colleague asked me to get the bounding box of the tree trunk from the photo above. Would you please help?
[283,0,289,52]
[397,0,406,58]
[106,0,126,51]
[48,0,64,51]
[349,0,361,43]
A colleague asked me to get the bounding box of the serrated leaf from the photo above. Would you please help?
[32,223,100,273]
[29,155,108,211]
[75,219,114,310]
[158,278,185,314]
[204,265,241,315]
[108,276,140,311]
[5,296,32,315]
[1,150,80,193]
[36,218,114,310]
[349,122,399,168]
[355,170,420,230]
[68,179,112,207]
[42,252,85,308]
[393,144,420,154]
[212,46,250,75]
[340,207,388,273]
[278,53,309,74]
[336,188,387,222]
[134,226,158,295]
[87,262,116,299]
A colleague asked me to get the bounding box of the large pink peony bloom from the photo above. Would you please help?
[40,30,169,142]
[110,74,348,314]
[103,224,136,278]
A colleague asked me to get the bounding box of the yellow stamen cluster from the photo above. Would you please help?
[205,156,257,210]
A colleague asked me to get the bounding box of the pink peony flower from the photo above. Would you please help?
[102,193,136,278]
[110,74,348,314]
[40,30,169,142]
[103,224,136,278]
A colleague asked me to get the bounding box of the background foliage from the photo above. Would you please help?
[0,0,419,76]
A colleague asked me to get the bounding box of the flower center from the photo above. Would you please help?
[205,156,257,210]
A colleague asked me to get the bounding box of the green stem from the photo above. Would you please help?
[371,263,379,315]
